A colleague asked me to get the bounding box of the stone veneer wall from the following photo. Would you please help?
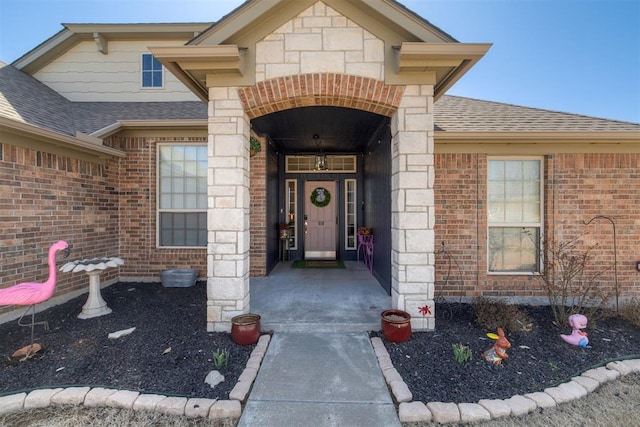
[206,87,252,332]
[390,85,436,330]
[254,2,384,83]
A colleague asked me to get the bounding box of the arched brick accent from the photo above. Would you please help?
[238,73,404,118]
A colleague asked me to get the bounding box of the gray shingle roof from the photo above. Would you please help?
[0,62,207,137]
[2,61,637,140]
[434,95,640,133]
[0,62,76,136]
[71,102,207,134]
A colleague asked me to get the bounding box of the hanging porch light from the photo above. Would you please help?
[314,153,327,171]
[312,133,327,171]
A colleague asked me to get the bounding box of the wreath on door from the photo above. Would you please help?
[310,187,331,208]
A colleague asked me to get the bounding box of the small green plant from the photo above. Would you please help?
[452,343,472,364]
[249,136,261,154]
[212,348,230,369]
[549,361,558,371]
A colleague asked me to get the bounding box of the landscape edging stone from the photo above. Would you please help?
[370,337,640,423]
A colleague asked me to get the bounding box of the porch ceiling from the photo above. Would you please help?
[250,106,387,153]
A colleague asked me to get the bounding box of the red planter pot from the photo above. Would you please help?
[231,313,261,346]
[381,309,412,343]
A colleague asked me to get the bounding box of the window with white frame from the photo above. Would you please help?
[487,158,542,273]
[285,179,297,250]
[142,53,163,88]
[158,144,207,247]
[345,179,357,250]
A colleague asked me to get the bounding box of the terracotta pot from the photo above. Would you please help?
[381,309,411,343]
[231,313,261,345]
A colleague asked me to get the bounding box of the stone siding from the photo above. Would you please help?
[255,2,384,83]
[390,84,436,329]
[206,87,252,332]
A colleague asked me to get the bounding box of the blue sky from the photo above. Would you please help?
[0,0,638,123]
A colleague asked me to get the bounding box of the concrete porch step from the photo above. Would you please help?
[261,321,379,333]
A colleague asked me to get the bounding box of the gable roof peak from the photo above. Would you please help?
[12,22,212,74]
[190,0,457,47]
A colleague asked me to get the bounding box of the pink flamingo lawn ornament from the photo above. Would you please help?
[560,313,590,348]
[0,240,69,353]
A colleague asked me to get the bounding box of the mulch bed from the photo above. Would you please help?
[3,285,639,406]
[0,282,254,400]
[374,302,640,404]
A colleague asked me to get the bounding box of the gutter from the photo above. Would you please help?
[91,119,208,139]
[0,116,125,158]
[436,131,640,143]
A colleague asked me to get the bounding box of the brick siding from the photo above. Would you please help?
[0,135,208,318]
[0,144,119,317]
[249,144,266,276]
[238,73,404,119]
[434,152,640,301]
[114,135,207,278]
[3,139,638,319]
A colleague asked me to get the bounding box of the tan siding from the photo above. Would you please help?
[34,40,199,102]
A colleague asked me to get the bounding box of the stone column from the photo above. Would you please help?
[206,86,251,332]
[390,84,436,331]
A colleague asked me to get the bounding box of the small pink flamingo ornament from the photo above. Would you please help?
[560,313,590,348]
[0,240,69,351]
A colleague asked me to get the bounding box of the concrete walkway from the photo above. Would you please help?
[238,332,400,427]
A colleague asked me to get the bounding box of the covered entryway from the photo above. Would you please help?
[251,105,392,275]
[150,0,489,332]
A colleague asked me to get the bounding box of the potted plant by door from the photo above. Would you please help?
[231,313,261,345]
[380,309,411,343]
[279,222,290,239]
[249,136,261,157]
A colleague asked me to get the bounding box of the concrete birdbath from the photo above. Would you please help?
[60,257,124,319]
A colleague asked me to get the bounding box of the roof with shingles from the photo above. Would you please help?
[1,62,638,140]
[0,62,207,136]
[433,95,640,133]
[0,61,76,136]
[70,102,207,134]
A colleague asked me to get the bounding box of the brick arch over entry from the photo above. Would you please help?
[238,73,404,119]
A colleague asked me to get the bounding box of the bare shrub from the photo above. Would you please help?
[619,298,640,328]
[532,233,613,327]
[473,296,533,333]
